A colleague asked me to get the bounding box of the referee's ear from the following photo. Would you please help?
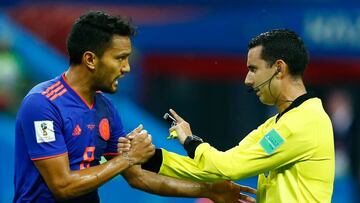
[83,51,97,70]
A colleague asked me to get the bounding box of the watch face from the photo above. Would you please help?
[191,135,203,142]
[185,135,203,146]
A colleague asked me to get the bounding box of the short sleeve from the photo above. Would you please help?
[18,93,67,160]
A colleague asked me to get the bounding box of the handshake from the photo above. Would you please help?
[117,124,155,166]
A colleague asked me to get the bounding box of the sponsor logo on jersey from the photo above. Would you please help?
[72,124,82,136]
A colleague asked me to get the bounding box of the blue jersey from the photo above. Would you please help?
[14,74,126,203]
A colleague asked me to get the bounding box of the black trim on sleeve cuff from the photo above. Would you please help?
[184,139,202,159]
[141,148,163,173]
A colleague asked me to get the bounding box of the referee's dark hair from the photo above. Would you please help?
[248,29,309,77]
[67,11,136,65]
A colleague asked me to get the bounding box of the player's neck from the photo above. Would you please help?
[64,67,96,105]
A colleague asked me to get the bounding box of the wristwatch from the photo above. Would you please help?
[184,135,203,146]
[184,135,204,158]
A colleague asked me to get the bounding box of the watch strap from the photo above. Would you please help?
[184,135,203,159]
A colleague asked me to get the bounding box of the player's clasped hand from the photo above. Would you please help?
[117,124,143,154]
[118,124,155,165]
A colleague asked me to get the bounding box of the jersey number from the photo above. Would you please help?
[80,147,95,169]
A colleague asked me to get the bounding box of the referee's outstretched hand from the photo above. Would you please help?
[169,109,193,145]
[209,180,256,203]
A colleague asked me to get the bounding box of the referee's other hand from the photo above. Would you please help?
[208,180,256,203]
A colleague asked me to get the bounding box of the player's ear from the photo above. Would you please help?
[83,51,97,70]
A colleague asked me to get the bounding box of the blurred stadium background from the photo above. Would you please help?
[0,0,359,202]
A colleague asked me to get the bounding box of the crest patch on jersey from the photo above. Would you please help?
[260,129,284,155]
[34,120,55,143]
[99,118,110,141]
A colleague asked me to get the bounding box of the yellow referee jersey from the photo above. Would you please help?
[159,97,334,203]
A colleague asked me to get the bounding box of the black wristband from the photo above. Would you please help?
[141,148,163,173]
[184,135,203,159]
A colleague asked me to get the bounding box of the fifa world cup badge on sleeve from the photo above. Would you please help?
[260,129,284,155]
[34,120,56,143]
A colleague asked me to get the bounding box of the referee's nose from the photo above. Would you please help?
[244,70,254,88]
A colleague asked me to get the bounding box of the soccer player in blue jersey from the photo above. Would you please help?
[13,11,255,203]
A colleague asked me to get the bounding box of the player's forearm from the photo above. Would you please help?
[54,156,130,200]
[124,166,211,198]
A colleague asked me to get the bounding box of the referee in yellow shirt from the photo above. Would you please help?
[121,29,335,203]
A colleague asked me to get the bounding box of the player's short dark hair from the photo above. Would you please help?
[67,11,136,65]
[248,29,309,77]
